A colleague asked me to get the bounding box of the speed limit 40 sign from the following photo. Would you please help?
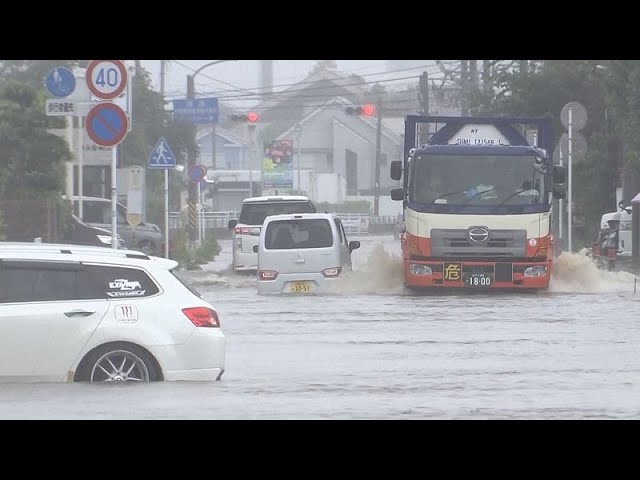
[86,60,128,100]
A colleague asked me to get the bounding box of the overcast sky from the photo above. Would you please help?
[140,60,439,107]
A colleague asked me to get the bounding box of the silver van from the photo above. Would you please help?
[255,213,360,294]
[228,195,316,272]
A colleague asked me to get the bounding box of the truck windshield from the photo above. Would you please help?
[409,154,546,206]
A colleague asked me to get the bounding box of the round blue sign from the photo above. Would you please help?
[45,67,76,98]
[188,164,207,183]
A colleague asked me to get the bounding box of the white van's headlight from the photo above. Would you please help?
[524,265,547,277]
[409,264,432,276]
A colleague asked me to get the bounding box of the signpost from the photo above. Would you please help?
[86,60,129,100]
[45,67,76,98]
[86,61,130,249]
[188,165,208,244]
[148,137,177,258]
[172,98,219,124]
[126,166,144,228]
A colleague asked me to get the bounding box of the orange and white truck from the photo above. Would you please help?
[390,115,567,291]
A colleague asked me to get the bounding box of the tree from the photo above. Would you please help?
[0,81,70,200]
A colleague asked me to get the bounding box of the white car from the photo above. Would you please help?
[256,213,360,294]
[228,195,316,272]
[0,242,225,383]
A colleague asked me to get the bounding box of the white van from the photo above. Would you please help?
[255,213,360,294]
[228,195,316,272]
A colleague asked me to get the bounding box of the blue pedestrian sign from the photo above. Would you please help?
[173,97,218,124]
[148,137,176,169]
[45,67,76,98]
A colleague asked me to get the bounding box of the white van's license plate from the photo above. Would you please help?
[289,281,311,293]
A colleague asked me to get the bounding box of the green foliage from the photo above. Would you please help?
[0,81,70,200]
[315,200,371,214]
[170,230,221,271]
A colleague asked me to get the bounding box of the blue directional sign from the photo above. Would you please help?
[45,67,76,98]
[148,137,176,169]
[173,97,219,124]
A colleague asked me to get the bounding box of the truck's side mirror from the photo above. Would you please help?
[552,184,566,199]
[391,188,405,201]
[228,219,237,230]
[390,161,402,181]
[619,200,632,214]
[553,165,567,184]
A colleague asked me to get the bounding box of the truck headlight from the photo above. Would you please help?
[524,265,547,277]
[409,264,432,276]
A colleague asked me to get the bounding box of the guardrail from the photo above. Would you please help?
[169,211,400,236]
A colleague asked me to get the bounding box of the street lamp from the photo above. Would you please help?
[185,60,237,242]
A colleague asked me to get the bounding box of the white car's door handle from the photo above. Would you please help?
[64,310,96,318]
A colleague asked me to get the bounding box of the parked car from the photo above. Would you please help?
[228,195,316,272]
[0,242,225,383]
[255,212,360,294]
[63,195,163,255]
[65,214,126,249]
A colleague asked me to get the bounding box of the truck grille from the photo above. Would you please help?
[431,228,526,257]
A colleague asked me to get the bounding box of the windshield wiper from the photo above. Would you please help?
[496,188,537,207]
[461,187,498,204]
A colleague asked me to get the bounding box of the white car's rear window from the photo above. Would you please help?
[265,219,333,250]
[239,201,315,226]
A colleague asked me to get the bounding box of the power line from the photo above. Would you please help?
[167,61,443,99]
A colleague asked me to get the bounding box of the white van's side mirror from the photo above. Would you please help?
[349,241,360,253]
[253,245,258,253]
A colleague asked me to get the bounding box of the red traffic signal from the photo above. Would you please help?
[230,112,260,122]
[345,104,376,117]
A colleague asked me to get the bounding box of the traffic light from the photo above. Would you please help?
[345,104,376,117]
[230,112,260,122]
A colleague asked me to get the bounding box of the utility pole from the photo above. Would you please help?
[460,60,469,115]
[186,74,198,243]
[482,60,491,96]
[161,60,169,258]
[418,71,429,115]
[374,94,383,217]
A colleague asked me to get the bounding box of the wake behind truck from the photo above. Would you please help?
[390,116,567,291]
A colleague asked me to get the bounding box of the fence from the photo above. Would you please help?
[168,211,399,237]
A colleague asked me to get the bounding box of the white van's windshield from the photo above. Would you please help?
[265,219,333,250]
[239,201,316,226]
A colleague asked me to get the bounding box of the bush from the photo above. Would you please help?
[0,209,5,241]
[170,230,221,271]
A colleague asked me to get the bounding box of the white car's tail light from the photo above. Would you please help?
[235,227,261,235]
[182,307,220,328]
[321,267,342,278]
[259,270,279,280]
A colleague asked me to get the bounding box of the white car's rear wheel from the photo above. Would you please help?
[76,343,160,383]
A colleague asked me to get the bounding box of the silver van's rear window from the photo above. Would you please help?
[265,219,333,250]
[239,201,316,226]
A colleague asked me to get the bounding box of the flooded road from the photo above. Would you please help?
[2,236,640,419]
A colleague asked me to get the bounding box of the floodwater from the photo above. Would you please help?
[2,236,640,419]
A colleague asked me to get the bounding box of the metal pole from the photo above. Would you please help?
[211,123,217,170]
[187,74,197,243]
[248,124,255,197]
[78,117,84,220]
[65,116,74,198]
[559,143,564,244]
[297,131,302,194]
[161,60,169,258]
[164,169,169,258]
[374,102,382,216]
[201,183,206,241]
[197,181,202,244]
[568,108,573,252]
[111,146,118,249]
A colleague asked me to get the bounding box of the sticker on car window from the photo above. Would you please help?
[115,304,139,323]
[106,279,146,297]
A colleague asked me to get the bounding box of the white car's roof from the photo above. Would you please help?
[0,242,178,270]
[263,213,336,222]
[243,195,310,203]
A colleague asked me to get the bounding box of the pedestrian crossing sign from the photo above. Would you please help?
[148,137,176,169]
